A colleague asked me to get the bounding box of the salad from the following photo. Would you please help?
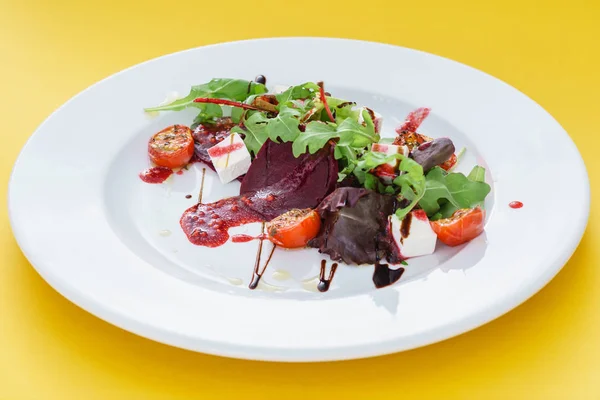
[140,76,491,290]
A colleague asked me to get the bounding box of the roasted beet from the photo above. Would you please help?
[409,137,455,172]
[240,140,338,206]
[308,188,401,265]
[239,142,338,220]
[181,141,339,247]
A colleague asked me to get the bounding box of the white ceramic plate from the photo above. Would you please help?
[9,38,589,362]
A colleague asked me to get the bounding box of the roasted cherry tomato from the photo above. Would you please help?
[430,207,485,246]
[393,130,433,149]
[148,125,194,169]
[440,153,458,171]
[266,208,321,248]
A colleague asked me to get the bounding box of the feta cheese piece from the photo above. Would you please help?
[371,143,409,161]
[357,106,383,133]
[207,133,252,184]
[371,143,409,183]
[389,210,437,258]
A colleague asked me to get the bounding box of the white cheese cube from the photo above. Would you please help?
[389,210,437,258]
[371,143,409,165]
[370,143,409,183]
[207,133,252,184]
[357,107,383,133]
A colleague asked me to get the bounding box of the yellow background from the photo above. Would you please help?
[1,0,598,398]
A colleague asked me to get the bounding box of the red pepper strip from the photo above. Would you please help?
[193,98,270,112]
[317,82,335,123]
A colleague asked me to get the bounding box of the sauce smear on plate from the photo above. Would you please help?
[372,263,405,289]
[231,234,267,243]
[139,166,173,184]
[180,197,264,247]
[509,201,523,209]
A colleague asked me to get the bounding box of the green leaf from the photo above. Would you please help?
[334,143,358,162]
[266,111,301,143]
[292,121,337,157]
[361,109,375,133]
[336,117,379,148]
[275,82,319,106]
[418,166,491,218]
[144,79,267,112]
[231,107,244,124]
[324,98,357,122]
[392,157,426,219]
[340,148,426,219]
[467,165,486,182]
[430,212,443,221]
[351,151,401,184]
[190,103,223,128]
[337,154,359,182]
[290,99,314,115]
[234,112,270,156]
[364,174,379,191]
[383,185,396,194]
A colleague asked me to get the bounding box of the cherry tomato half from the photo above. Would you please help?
[148,125,194,169]
[440,153,458,171]
[430,207,485,247]
[266,209,321,249]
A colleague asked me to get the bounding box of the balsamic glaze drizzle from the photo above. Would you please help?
[372,263,405,289]
[249,223,277,290]
[317,260,338,292]
[197,168,206,204]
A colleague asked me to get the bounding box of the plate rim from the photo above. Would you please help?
[8,37,591,362]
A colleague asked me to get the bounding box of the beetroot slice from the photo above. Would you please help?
[240,140,337,199]
[180,140,339,247]
[240,140,338,219]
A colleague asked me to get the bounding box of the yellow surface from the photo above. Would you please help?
[0,0,598,398]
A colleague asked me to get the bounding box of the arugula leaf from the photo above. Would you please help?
[265,106,302,143]
[191,103,223,128]
[336,116,379,148]
[292,122,337,157]
[323,97,357,122]
[233,112,269,156]
[349,150,426,218]
[334,143,359,163]
[392,158,426,219]
[231,107,244,124]
[144,79,267,112]
[352,151,401,184]
[275,82,319,107]
[364,173,379,191]
[468,165,486,182]
[292,111,378,159]
[464,165,488,210]
[418,166,491,219]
